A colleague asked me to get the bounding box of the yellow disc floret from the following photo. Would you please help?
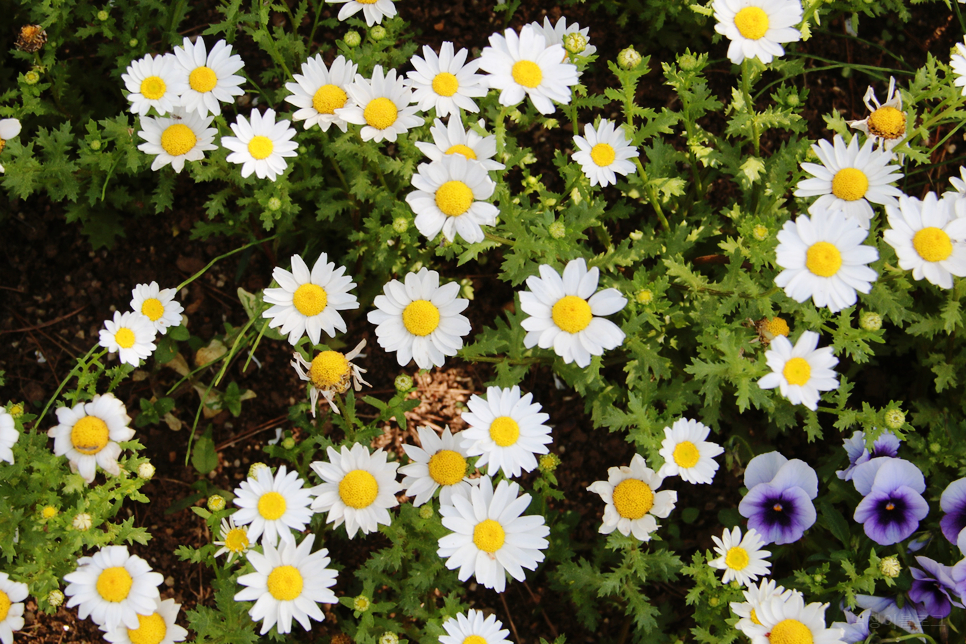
[428,449,467,486]
[552,295,593,334]
[115,327,136,349]
[189,66,218,93]
[725,546,750,570]
[128,612,168,644]
[141,298,165,321]
[489,416,520,447]
[445,144,477,160]
[161,124,197,156]
[913,227,953,262]
[402,300,441,336]
[590,143,616,167]
[224,527,249,553]
[0,591,10,621]
[769,618,813,644]
[247,135,274,160]
[473,519,506,553]
[782,357,811,386]
[257,491,287,520]
[42,506,58,519]
[292,283,328,316]
[140,76,167,100]
[96,566,133,602]
[267,565,304,601]
[313,84,348,114]
[432,72,459,97]
[435,180,474,216]
[734,7,769,40]
[612,478,653,520]
[463,637,487,644]
[750,608,762,625]
[672,441,701,468]
[339,469,379,508]
[310,351,350,389]
[805,241,843,277]
[867,106,906,139]
[363,97,398,130]
[71,416,110,455]
[831,168,869,202]
[762,317,789,338]
[511,60,543,88]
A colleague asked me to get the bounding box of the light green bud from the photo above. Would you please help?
[618,47,642,70]
[563,32,587,55]
[859,312,882,332]
[344,31,361,47]
[97,10,109,21]
[24,70,40,85]
[392,217,409,233]
[418,505,434,519]
[281,437,296,450]
[370,26,387,41]
[267,197,282,211]
[395,374,413,392]
[207,495,226,512]
[549,221,566,239]
[884,408,905,429]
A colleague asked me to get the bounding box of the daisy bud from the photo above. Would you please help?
[129,38,138,47]
[678,53,698,71]
[635,289,653,305]
[344,31,361,47]
[370,25,387,41]
[47,589,65,607]
[353,594,371,612]
[8,403,23,418]
[618,46,642,70]
[880,555,901,578]
[248,462,268,478]
[379,632,399,644]
[549,221,566,239]
[89,139,102,150]
[207,495,226,512]
[860,312,882,331]
[884,408,905,429]
[564,32,588,55]
[394,374,413,392]
[97,10,109,20]
[267,197,282,211]
[539,453,560,473]
[708,596,719,606]
[138,461,155,479]
[787,93,800,107]
[753,224,769,240]
[392,217,409,233]
[418,505,434,519]
[629,230,644,240]
[930,442,941,453]
[23,70,40,85]
[73,513,92,531]
[281,437,296,449]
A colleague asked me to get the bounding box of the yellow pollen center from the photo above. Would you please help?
[782,357,811,386]
[224,528,249,552]
[96,567,133,603]
[310,351,350,389]
[473,519,506,553]
[913,227,953,262]
[552,295,593,334]
[267,565,304,601]
[445,144,477,160]
[247,135,274,160]
[141,298,165,321]
[257,491,287,521]
[725,546,750,570]
[363,97,398,130]
[612,478,654,520]
[763,317,789,337]
[402,300,441,336]
[435,180,474,216]
[71,416,110,455]
[115,327,136,349]
[590,143,616,167]
[831,168,869,201]
[489,416,520,447]
[140,76,167,100]
[428,449,467,486]
[42,506,57,518]
[734,7,770,40]
[0,139,5,154]
[432,72,459,97]
[773,503,783,512]
[356,0,377,3]
[769,618,813,644]
[339,469,379,508]
[313,84,348,114]
[0,591,9,622]
[867,106,906,139]
[805,241,842,277]
[292,283,328,316]
[463,637,487,644]
[672,441,701,468]
[160,123,197,156]
[511,60,543,88]
[750,608,762,625]
[128,612,168,644]
[886,502,895,510]
[189,66,218,93]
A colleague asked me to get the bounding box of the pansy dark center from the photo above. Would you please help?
[762,494,795,528]
[876,495,907,524]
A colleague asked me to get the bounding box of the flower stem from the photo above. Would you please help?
[632,157,670,232]
[484,231,515,246]
[177,233,281,292]
[741,59,761,156]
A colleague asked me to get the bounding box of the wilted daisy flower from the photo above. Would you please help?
[284,54,357,132]
[439,609,512,644]
[519,258,627,367]
[572,119,637,188]
[849,77,907,153]
[739,452,819,545]
[130,282,184,335]
[232,465,315,547]
[291,340,370,415]
[794,134,903,229]
[437,476,549,593]
[0,408,19,465]
[657,418,723,484]
[101,597,189,644]
[0,572,27,644]
[99,311,157,367]
[213,517,250,564]
[400,426,474,506]
[136,107,218,174]
[709,527,771,586]
[883,192,966,289]
[222,108,298,181]
[478,25,579,115]
[713,0,803,65]
[731,578,802,631]
[122,53,187,117]
[407,42,487,117]
[63,546,163,631]
[171,36,245,117]
[587,454,677,542]
[460,386,552,479]
[407,155,498,244]
[758,330,839,411]
[415,117,504,171]
[738,593,844,644]
[367,268,471,370]
[530,16,597,58]
[327,0,396,25]
[310,444,401,538]
[337,65,424,143]
[48,393,134,484]
[234,534,338,635]
[0,118,21,174]
[262,252,359,346]
[951,40,966,96]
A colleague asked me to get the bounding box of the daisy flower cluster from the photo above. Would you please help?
[98,281,184,367]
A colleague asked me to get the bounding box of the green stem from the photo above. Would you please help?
[243,318,273,372]
[176,234,280,292]
[212,314,259,388]
[462,355,549,365]
[494,106,508,162]
[954,0,966,37]
[484,231,515,246]
[741,59,760,156]
[34,345,101,429]
[632,157,670,232]
[308,0,325,45]
[878,634,938,644]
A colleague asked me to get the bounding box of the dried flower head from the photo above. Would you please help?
[16,25,47,52]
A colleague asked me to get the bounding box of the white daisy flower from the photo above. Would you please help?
[407,42,487,117]
[712,0,803,65]
[657,417,724,484]
[951,40,966,97]
[407,155,498,244]
[337,65,424,143]
[459,385,552,479]
[437,476,550,593]
[0,573,27,644]
[130,281,184,335]
[222,108,298,181]
[399,426,475,506]
[773,208,879,313]
[98,311,157,367]
[0,118,21,174]
[946,167,966,198]
[327,0,396,26]
[101,597,189,644]
[518,258,627,368]
[478,25,579,115]
[367,268,471,370]
[849,76,907,153]
[284,54,357,132]
[0,408,19,465]
[137,107,217,173]
[213,517,250,564]
[883,192,966,289]
[310,443,401,538]
[234,534,338,635]
[757,330,839,411]
[587,454,677,542]
[739,593,845,644]
[291,340,370,416]
[63,546,163,631]
[232,465,315,548]
[262,252,360,346]
[121,53,187,117]
[47,393,134,484]
[731,578,802,631]
[171,36,245,117]
[709,527,772,586]
[794,134,903,230]
[439,609,512,644]
[572,119,638,188]
[529,16,597,58]
[415,117,505,171]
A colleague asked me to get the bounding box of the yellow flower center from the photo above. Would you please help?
[734,7,769,40]
[309,351,350,389]
[257,491,287,520]
[867,106,906,139]
[551,295,593,334]
[224,527,249,552]
[42,506,58,518]
[590,143,616,167]
[247,135,274,160]
[463,637,487,644]
[141,298,165,321]
[427,449,467,486]
[473,518,506,553]
[356,0,377,3]
[71,416,110,455]
[115,327,136,349]
[189,66,218,93]
[762,317,789,337]
[831,168,869,201]
[339,469,379,508]
[0,139,5,154]
[435,180,474,216]
[432,72,459,97]
[913,227,953,262]
[313,84,348,114]
[769,618,813,644]
[725,546,750,570]
[140,76,167,100]
[672,441,701,468]
[782,357,811,386]
[805,241,842,277]
[750,608,762,625]
[402,300,441,336]
[489,416,520,447]
[511,60,543,88]
[128,612,167,644]
[612,478,654,520]
[267,565,304,601]
[363,97,398,130]
[160,123,197,156]
[0,591,9,622]
[445,144,477,160]
[292,283,328,316]
[96,566,133,602]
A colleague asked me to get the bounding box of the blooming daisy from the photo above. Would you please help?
[757,330,839,411]
[171,36,244,118]
[951,39,966,97]
[63,546,163,631]
[310,443,401,538]
[709,527,772,586]
[437,476,549,593]
[101,597,189,644]
[849,77,907,153]
[232,465,315,547]
[0,118,21,174]
[367,268,471,370]
[518,258,627,367]
[587,454,677,542]
[234,534,338,635]
[530,16,597,59]
[572,119,638,188]
[0,408,18,465]
[399,426,475,506]
[407,155,498,244]
[130,282,184,335]
[407,42,487,117]
[327,0,396,25]
[121,53,187,117]
[262,252,360,346]
[731,578,802,630]
[657,417,724,484]
[222,108,298,181]
[291,339,370,415]
[213,517,250,564]
[47,393,134,484]
[947,167,966,198]
[284,54,357,132]
[739,593,845,644]
[712,0,803,65]
[794,134,904,229]
[459,385,552,479]
[415,117,505,171]
[439,609,512,644]
[137,108,217,173]
[337,65,424,143]
[98,311,157,367]
[0,573,27,644]
[883,192,966,289]
[478,25,579,115]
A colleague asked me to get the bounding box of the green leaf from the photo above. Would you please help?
[191,428,218,475]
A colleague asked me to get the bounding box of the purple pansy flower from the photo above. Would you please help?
[855,595,926,635]
[940,478,966,546]
[831,606,871,643]
[909,556,964,619]
[853,457,928,546]
[836,430,901,481]
[738,452,818,545]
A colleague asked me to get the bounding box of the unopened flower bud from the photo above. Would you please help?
[860,312,882,332]
[884,408,905,429]
[752,224,769,240]
[419,505,434,519]
[880,555,901,578]
[138,462,155,479]
[344,30,361,47]
[678,53,698,71]
[708,596,719,606]
[97,10,109,20]
[42,506,58,519]
[353,594,371,612]
[47,590,64,607]
[392,217,409,233]
[379,632,399,644]
[89,139,102,150]
[636,289,654,305]
[248,462,269,478]
[267,197,282,211]
[281,437,296,450]
[564,32,587,55]
[395,374,413,392]
[618,46,642,70]
[539,453,560,473]
[8,403,24,418]
[207,495,226,512]
[129,38,138,47]
[370,26,387,41]
[23,70,40,85]
[549,221,566,239]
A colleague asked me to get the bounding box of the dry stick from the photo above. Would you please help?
[522,582,558,639]
[215,415,289,451]
[1,305,86,333]
[499,592,521,643]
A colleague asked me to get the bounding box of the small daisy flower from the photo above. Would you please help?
[63,546,163,631]
[407,42,487,117]
[713,0,803,65]
[400,426,475,506]
[337,65,424,143]
[518,258,627,367]
[587,454,677,542]
[367,268,471,370]
[460,385,552,479]
[262,253,360,346]
[98,311,157,367]
[0,408,19,465]
[232,465,315,548]
[234,534,338,635]
[709,527,772,586]
[946,167,966,198]
[101,597,189,644]
[327,0,396,26]
[794,134,903,229]
[291,339,370,416]
[137,108,218,173]
[883,192,966,289]
[130,282,184,335]
[407,155,498,244]
[439,609,512,644]
[284,54,357,132]
[758,330,839,410]
[657,418,724,484]
[222,108,298,181]
[213,517,250,564]
[572,119,638,188]
[951,39,966,97]
[121,53,187,117]
[0,118,21,174]
[739,593,845,644]
[415,117,504,171]
[849,76,907,153]
[47,393,134,484]
[0,573,27,644]
[310,444,402,538]
[478,25,579,115]
[171,36,245,117]
[773,208,879,313]
[530,16,597,59]
[731,579,802,631]
[437,476,550,593]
